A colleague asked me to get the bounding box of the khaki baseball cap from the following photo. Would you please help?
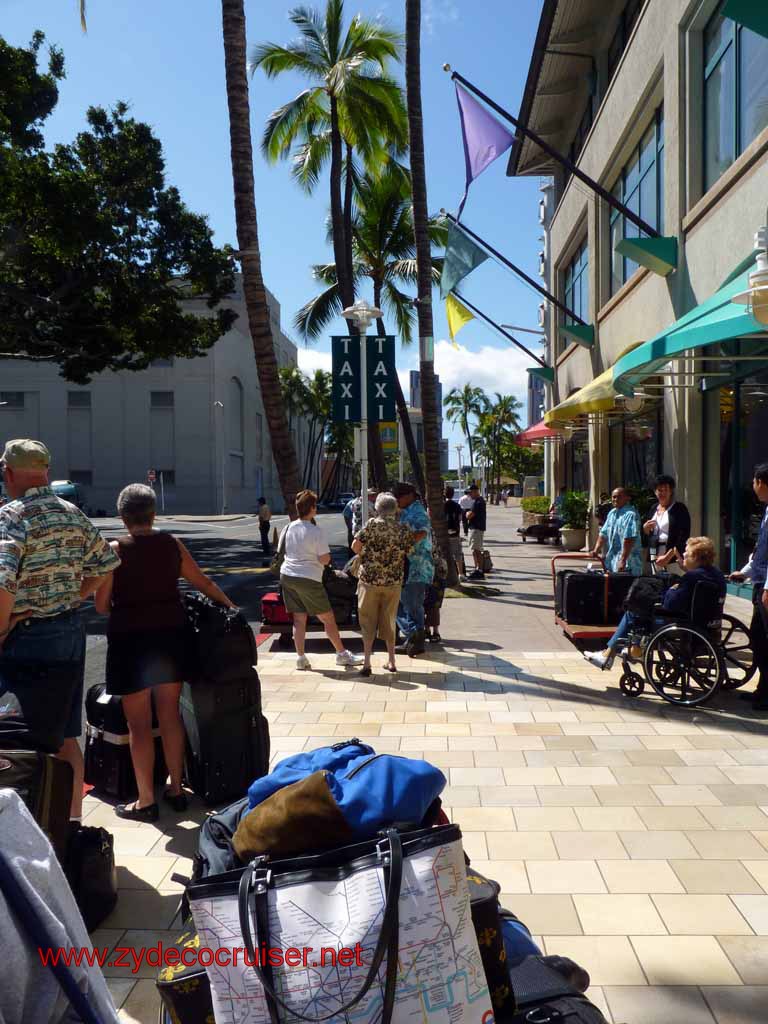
[1,439,51,469]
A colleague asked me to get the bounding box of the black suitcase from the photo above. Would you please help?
[182,592,257,682]
[83,684,167,800]
[508,955,608,1023]
[180,669,269,805]
[556,570,606,624]
[466,868,517,1021]
[156,926,213,1024]
[606,572,637,623]
[0,750,73,861]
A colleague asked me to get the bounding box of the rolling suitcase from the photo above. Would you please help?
[0,750,73,862]
[555,570,605,624]
[180,669,270,805]
[83,684,167,800]
[606,572,637,624]
[260,592,292,626]
[183,592,257,680]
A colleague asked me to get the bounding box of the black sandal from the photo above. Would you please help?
[163,790,189,812]
[116,801,159,823]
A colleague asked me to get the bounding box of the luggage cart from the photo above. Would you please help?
[551,552,617,641]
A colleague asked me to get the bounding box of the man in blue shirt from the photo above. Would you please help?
[392,483,433,656]
[730,463,768,712]
[591,487,642,575]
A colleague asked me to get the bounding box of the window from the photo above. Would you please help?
[610,105,664,294]
[563,239,589,338]
[255,412,263,457]
[704,3,768,191]
[150,391,174,408]
[69,470,92,486]
[67,391,91,408]
[153,469,175,485]
[0,392,24,409]
[568,99,595,165]
[607,0,641,80]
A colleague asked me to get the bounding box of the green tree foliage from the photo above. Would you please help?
[472,393,524,502]
[444,383,485,473]
[0,34,236,383]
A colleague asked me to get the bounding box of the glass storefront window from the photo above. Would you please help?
[564,435,590,493]
[609,403,663,490]
[718,374,768,570]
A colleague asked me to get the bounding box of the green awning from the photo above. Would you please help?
[612,259,767,396]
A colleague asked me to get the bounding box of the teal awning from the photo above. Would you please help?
[612,260,767,396]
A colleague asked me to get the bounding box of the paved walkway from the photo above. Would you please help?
[93,506,767,1023]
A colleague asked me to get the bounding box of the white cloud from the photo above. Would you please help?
[423,0,460,36]
[434,339,530,404]
[296,348,332,375]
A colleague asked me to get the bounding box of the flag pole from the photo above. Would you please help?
[442,210,586,326]
[445,68,660,241]
[452,291,546,367]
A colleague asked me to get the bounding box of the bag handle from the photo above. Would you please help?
[0,848,105,1024]
[238,828,402,1024]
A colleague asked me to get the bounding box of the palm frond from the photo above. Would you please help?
[290,129,331,192]
[260,88,325,162]
[382,280,415,345]
[79,0,87,32]
[293,280,344,341]
[288,5,331,65]
[249,42,325,79]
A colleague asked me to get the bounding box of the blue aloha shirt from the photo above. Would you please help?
[400,500,434,585]
[600,503,642,575]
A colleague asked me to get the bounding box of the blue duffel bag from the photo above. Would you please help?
[236,738,446,858]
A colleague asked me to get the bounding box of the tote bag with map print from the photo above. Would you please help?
[187,824,494,1024]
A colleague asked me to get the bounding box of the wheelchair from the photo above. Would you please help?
[617,581,755,707]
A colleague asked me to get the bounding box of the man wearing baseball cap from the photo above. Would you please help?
[0,439,119,821]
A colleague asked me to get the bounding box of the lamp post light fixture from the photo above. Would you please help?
[732,221,768,326]
[456,444,464,488]
[341,300,383,528]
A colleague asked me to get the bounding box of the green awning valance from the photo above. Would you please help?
[612,260,767,396]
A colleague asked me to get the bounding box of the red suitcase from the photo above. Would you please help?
[261,592,292,625]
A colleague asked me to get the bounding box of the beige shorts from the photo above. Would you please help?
[468,529,485,553]
[357,582,401,647]
[448,536,463,562]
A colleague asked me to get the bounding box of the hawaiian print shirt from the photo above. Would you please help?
[600,503,642,576]
[0,486,119,617]
[355,517,414,587]
[400,499,434,585]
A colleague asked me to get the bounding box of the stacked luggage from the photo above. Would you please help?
[555,566,635,625]
[159,739,610,1024]
[260,564,359,643]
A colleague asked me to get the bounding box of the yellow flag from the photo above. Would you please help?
[446,293,474,347]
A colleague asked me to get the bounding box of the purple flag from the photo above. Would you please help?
[455,83,514,216]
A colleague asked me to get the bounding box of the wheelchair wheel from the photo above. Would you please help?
[620,671,645,697]
[644,623,723,706]
[718,614,756,690]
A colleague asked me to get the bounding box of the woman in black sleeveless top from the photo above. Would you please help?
[95,484,234,821]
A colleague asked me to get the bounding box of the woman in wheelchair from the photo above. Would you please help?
[585,536,726,670]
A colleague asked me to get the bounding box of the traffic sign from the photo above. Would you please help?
[379,422,398,451]
[331,335,396,423]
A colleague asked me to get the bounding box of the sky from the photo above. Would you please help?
[2,0,546,466]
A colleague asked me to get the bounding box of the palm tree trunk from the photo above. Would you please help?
[343,143,355,302]
[330,96,353,309]
[405,0,453,583]
[221,0,300,516]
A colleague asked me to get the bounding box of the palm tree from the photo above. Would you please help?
[444,384,485,477]
[404,0,451,574]
[294,167,446,493]
[473,393,523,502]
[250,0,403,312]
[220,0,302,515]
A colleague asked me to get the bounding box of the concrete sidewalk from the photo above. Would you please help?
[94,505,767,1023]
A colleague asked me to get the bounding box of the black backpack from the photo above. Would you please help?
[624,576,667,617]
[182,591,257,682]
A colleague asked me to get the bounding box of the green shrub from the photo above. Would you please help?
[521,496,551,515]
[561,490,590,529]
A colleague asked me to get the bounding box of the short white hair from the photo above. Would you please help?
[374,492,398,517]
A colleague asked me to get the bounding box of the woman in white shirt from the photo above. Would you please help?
[643,474,691,576]
[279,489,361,671]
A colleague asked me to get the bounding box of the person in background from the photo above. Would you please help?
[585,536,726,670]
[459,487,473,537]
[466,483,487,580]
[392,483,433,656]
[591,487,642,575]
[257,496,272,556]
[730,463,768,712]
[643,474,690,576]
[342,496,355,549]
[351,487,377,537]
[425,533,448,643]
[95,484,235,821]
[0,440,119,823]
[280,489,362,672]
[351,492,413,676]
[549,486,567,519]
[444,485,465,579]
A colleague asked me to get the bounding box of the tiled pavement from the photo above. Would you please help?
[89,506,768,1023]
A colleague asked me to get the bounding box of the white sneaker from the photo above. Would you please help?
[296,655,312,670]
[336,650,363,667]
[584,651,614,671]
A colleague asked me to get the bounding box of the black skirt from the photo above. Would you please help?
[105,626,192,696]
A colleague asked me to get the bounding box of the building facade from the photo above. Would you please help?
[0,280,309,514]
[510,0,768,577]
[407,370,450,474]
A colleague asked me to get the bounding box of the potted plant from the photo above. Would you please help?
[560,490,589,551]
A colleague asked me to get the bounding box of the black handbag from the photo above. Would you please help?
[0,660,82,753]
[65,825,118,931]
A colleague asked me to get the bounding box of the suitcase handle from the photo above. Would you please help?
[551,553,606,588]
